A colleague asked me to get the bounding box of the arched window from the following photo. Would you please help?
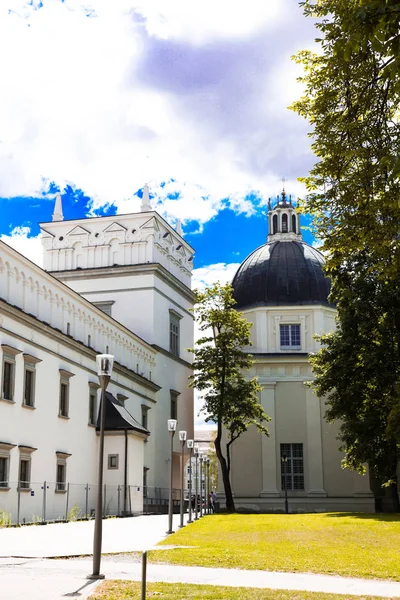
[292,214,297,233]
[282,213,288,233]
[273,214,278,234]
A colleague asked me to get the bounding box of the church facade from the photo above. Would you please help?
[0,188,195,523]
[228,191,375,512]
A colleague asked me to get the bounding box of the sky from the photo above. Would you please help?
[0,0,320,426]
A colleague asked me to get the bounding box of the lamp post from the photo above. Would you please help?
[186,439,194,523]
[199,453,203,517]
[167,419,177,534]
[179,430,187,528]
[205,457,210,514]
[88,353,114,580]
[194,443,199,520]
[281,454,289,514]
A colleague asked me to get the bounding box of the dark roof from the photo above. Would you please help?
[97,392,149,435]
[232,241,332,310]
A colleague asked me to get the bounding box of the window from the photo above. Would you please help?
[93,301,114,317]
[282,213,288,233]
[169,311,181,356]
[56,451,70,491]
[88,383,99,426]
[292,214,297,233]
[273,214,278,234]
[1,344,20,402]
[59,370,74,418]
[0,442,15,489]
[280,324,301,350]
[143,467,149,498]
[141,405,149,429]
[280,443,304,491]
[108,454,119,469]
[170,391,179,420]
[19,459,30,489]
[22,354,41,408]
[117,394,128,407]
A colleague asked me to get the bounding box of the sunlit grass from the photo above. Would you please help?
[150,513,400,580]
[89,580,399,600]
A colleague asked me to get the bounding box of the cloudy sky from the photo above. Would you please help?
[0,0,318,280]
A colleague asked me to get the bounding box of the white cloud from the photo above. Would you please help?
[0,227,43,267]
[192,262,241,290]
[0,0,316,227]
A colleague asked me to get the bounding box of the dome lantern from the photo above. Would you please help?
[267,187,301,243]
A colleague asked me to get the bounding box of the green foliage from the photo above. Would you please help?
[67,503,82,522]
[291,0,400,508]
[189,283,270,512]
[0,510,12,527]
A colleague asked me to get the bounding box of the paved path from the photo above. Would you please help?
[1,515,400,599]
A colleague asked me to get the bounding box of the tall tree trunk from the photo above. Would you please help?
[214,436,235,513]
[388,480,400,513]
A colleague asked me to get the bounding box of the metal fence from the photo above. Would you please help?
[0,482,184,526]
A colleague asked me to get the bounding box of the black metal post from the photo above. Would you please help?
[194,450,199,520]
[282,454,289,514]
[188,447,193,523]
[179,438,185,528]
[167,429,175,534]
[199,456,203,517]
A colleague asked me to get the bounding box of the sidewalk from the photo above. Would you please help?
[1,515,400,599]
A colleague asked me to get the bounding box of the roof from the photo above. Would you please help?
[97,392,149,435]
[232,240,332,310]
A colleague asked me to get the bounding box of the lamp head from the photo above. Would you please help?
[168,419,177,432]
[194,442,199,455]
[281,453,287,463]
[96,354,114,377]
[187,439,194,449]
[199,453,203,463]
[179,430,187,442]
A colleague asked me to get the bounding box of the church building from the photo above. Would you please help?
[228,190,375,512]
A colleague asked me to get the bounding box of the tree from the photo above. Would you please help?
[189,283,270,513]
[291,0,400,508]
[207,431,219,492]
[309,251,400,511]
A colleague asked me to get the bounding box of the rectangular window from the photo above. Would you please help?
[56,463,66,491]
[24,368,35,407]
[170,391,178,420]
[169,313,180,356]
[280,443,304,491]
[141,405,149,430]
[19,458,31,489]
[88,385,98,426]
[2,361,14,401]
[143,467,149,498]
[108,454,119,469]
[0,456,8,487]
[60,383,69,417]
[93,301,113,317]
[280,324,301,350]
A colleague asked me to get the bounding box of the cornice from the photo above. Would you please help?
[151,344,193,369]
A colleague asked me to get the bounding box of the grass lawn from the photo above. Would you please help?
[150,513,400,580]
[89,580,399,600]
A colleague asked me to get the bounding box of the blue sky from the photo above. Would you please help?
[0,0,318,286]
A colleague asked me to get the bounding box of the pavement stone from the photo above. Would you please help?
[0,514,400,599]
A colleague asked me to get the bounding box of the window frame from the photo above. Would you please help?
[88,382,100,426]
[92,301,114,317]
[280,443,304,492]
[169,310,182,357]
[55,451,71,492]
[18,445,36,491]
[141,404,150,430]
[59,369,74,418]
[1,344,21,402]
[280,324,301,350]
[0,442,16,490]
[170,390,180,420]
[107,454,119,470]
[22,354,41,409]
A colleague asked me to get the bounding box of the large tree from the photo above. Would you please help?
[291,0,400,508]
[189,283,270,513]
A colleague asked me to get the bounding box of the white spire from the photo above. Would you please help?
[175,219,183,236]
[140,184,152,212]
[52,192,64,222]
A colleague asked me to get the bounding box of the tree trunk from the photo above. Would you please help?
[388,479,400,513]
[214,436,235,513]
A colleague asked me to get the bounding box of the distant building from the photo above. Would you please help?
[227,189,375,512]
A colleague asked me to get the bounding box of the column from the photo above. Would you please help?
[305,385,326,496]
[260,382,280,497]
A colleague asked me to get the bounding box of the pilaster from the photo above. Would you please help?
[260,382,280,497]
[305,385,326,496]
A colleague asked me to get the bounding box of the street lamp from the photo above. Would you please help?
[179,430,187,528]
[88,353,114,580]
[281,454,289,514]
[205,457,210,514]
[167,419,177,534]
[194,443,199,520]
[186,439,194,523]
[199,453,204,517]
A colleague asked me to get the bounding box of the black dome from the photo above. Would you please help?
[232,241,331,309]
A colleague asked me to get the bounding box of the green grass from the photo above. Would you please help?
[89,580,399,600]
[150,513,400,580]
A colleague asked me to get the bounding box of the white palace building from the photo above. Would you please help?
[0,187,195,523]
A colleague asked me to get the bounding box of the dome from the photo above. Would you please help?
[232,240,332,310]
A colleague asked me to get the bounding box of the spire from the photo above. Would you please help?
[141,184,152,212]
[281,177,287,205]
[52,192,64,222]
[175,219,183,236]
